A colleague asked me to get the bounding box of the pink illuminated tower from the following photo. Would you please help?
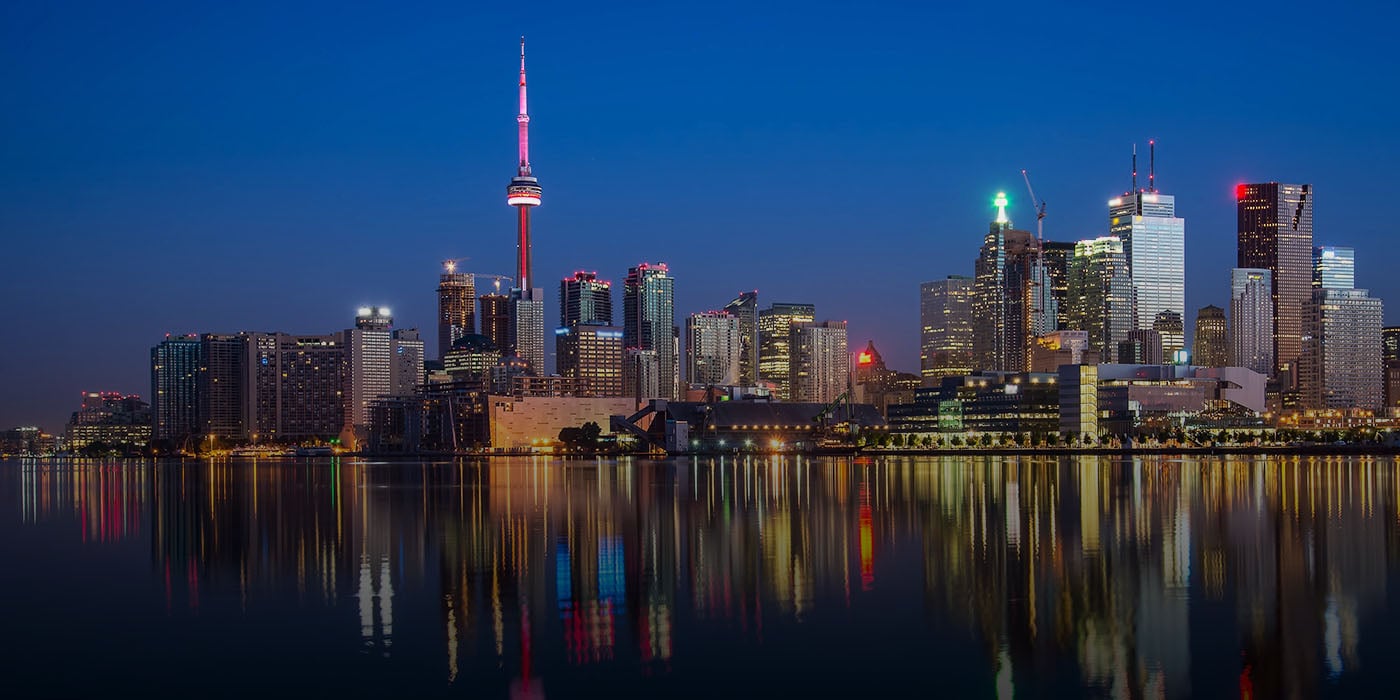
[505,38,546,373]
[506,37,542,292]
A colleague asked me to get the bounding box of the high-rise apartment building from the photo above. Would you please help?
[479,293,510,354]
[1313,245,1355,291]
[1192,305,1229,367]
[390,328,424,395]
[437,263,475,360]
[1299,288,1384,409]
[790,320,849,404]
[686,311,741,387]
[1065,236,1133,361]
[623,348,660,403]
[200,333,247,441]
[345,307,394,445]
[723,291,760,386]
[623,263,676,400]
[919,276,974,383]
[972,194,1041,372]
[1386,326,1400,411]
[556,325,624,397]
[1238,182,1313,378]
[1109,190,1186,333]
[510,290,546,374]
[1041,241,1076,330]
[1231,268,1275,377]
[758,302,815,400]
[151,334,201,444]
[560,271,613,327]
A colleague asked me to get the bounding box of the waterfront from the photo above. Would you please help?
[2,455,1400,698]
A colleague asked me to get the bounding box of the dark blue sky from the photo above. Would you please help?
[4,1,1397,431]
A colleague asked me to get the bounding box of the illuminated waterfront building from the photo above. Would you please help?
[685,311,741,387]
[1231,268,1275,377]
[1118,329,1164,365]
[64,392,152,452]
[723,291,760,386]
[1386,327,1400,410]
[345,307,394,445]
[1153,309,1185,361]
[1299,288,1384,410]
[437,262,475,360]
[623,348,660,403]
[758,302,815,400]
[623,263,677,400]
[1237,182,1313,378]
[478,292,510,355]
[919,275,974,382]
[1065,236,1133,361]
[560,271,613,327]
[1192,305,1229,368]
[1041,241,1076,329]
[1313,245,1354,290]
[790,320,848,404]
[150,334,201,444]
[200,333,246,441]
[973,193,1042,372]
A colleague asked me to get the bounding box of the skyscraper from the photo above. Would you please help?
[1153,310,1185,361]
[345,306,394,446]
[919,276,975,383]
[390,328,424,396]
[200,333,246,441]
[1231,268,1275,377]
[1384,326,1400,410]
[623,348,660,403]
[1065,236,1133,361]
[1109,187,1185,333]
[790,320,849,404]
[151,334,201,445]
[723,291,759,386]
[479,292,510,354]
[1313,245,1355,290]
[1238,182,1313,378]
[1041,240,1076,330]
[972,193,1041,372]
[1299,288,1384,409]
[505,39,546,375]
[437,261,475,361]
[758,302,815,400]
[686,311,741,387]
[560,271,613,327]
[623,263,677,400]
[1192,305,1229,368]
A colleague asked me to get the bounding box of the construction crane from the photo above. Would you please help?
[1022,169,1053,337]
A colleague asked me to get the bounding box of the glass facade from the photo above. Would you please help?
[1300,288,1384,410]
[758,302,815,400]
[722,291,759,386]
[1231,268,1274,377]
[623,263,676,400]
[919,275,974,383]
[1066,236,1133,361]
[1238,183,1313,377]
[1109,192,1185,334]
[1313,245,1354,291]
[686,311,741,387]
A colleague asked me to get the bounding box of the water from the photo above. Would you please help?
[2,455,1399,698]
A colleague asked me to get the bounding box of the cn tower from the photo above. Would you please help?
[506,37,541,292]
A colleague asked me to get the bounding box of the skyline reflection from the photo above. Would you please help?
[3,455,1399,698]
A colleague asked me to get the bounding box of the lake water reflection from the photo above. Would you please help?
[2,455,1399,698]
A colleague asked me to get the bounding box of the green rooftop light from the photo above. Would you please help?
[994,192,1010,225]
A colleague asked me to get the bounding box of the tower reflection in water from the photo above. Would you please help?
[10,454,1399,697]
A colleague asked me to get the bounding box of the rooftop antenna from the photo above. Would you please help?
[1149,139,1156,193]
[1131,144,1138,193]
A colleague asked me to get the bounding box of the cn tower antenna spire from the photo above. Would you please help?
[506,37,542,294]
[517,36,530,176]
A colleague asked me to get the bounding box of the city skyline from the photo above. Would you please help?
[6,2,1400,431]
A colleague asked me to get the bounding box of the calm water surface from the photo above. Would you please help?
[2,455,1399,698]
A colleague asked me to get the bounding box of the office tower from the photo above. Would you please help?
[273,333,347,442]
[437,261,475,360]
[686,311,741,387]
[623,262,677,399]
[1065,236,1133,361]
[1237,182,1313,377]
[920,275,975,383]
[723,291,760,385]
[443,335,501,378]
[345,307,394,443]
[1153,310,1185,360]
[560,271,613,327]
[1041,240,1076,329]
[150,334,201,445]
[790,321,849,404]
[509,290,546,373]
[65,392,151,452]
[556,325,624,396]
[1109,177,1186,333]
[479,292,510,353]
[973,193,1042,372]
[758,302,816,400]
[1313,245,1355,290]
[1384,327,1400,365]
[1118,329,1164,365]
[1193,305,1229,368]
[390,328,424,395]
[1299,288,1384,409]
[1231,268,1275,377]
[624,348,660,403]
[200,333,246,441]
